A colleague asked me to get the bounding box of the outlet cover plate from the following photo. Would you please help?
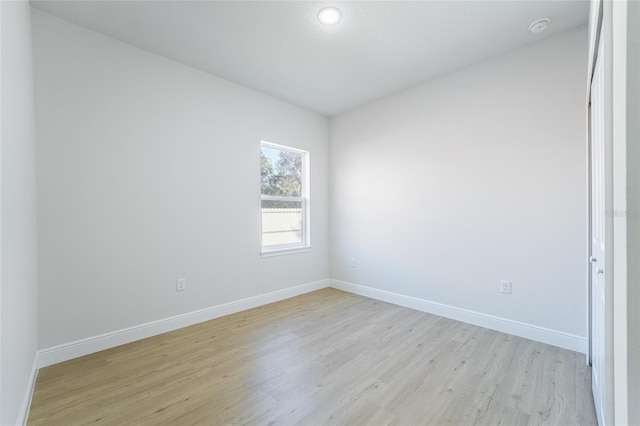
[177,278,186,292]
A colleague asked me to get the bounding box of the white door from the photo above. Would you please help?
[589,39,609,426]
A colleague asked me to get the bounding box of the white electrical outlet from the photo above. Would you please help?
[349,258,356,268]
[501,280,512,294]
[176,278,186,292]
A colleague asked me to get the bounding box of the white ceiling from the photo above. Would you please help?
[30,1,589,117]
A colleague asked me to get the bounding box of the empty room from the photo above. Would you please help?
[1,0,638,425]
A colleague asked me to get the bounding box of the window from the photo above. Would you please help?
[260,141,309,255]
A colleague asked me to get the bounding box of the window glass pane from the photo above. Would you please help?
[261,199,301,209]
[261,200,302,246]
[261,146,302,197]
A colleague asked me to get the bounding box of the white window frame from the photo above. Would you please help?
[260,141,310,257]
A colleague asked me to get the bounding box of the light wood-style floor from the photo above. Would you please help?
[28,288,596,425]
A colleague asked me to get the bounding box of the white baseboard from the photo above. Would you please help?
[37,279,330,368]
[36,277,586,369]
[330,279,586,353]
[17,353,39,426]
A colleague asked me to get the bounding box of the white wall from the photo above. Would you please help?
[1,1,39,424]
[32,9,329,350]
[329,28,588,342]
[625,1,640,423]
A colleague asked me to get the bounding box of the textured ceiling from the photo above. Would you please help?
[30,1,589,117]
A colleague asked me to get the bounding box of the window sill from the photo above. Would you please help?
[260,246,311,258]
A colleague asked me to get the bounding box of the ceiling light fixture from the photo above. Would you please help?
[318,7,342,25]
[528,18,551,33]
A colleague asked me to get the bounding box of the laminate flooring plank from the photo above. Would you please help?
[28,288,596,426]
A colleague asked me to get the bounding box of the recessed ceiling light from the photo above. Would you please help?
[318,7,342,26]
[529,18,551,34]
